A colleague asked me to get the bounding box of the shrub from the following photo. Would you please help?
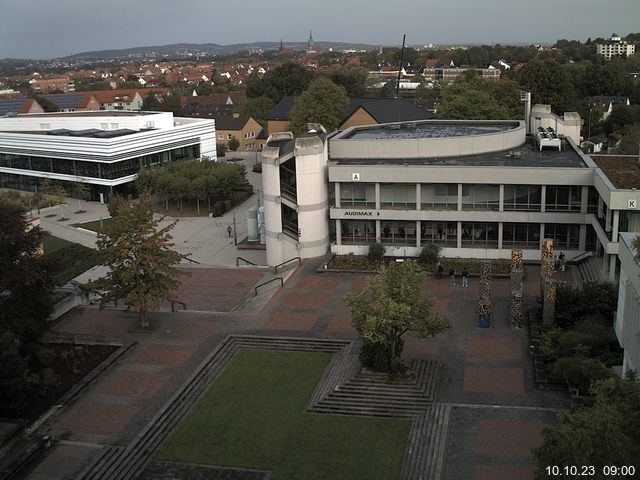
[419,242,441,265]
[216,142,227,157]
[367,242,385,263]
[550,354,614,393]
[211,200,226,217]
[252,163,262,173]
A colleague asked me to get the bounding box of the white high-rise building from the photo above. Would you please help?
[596,34,636,60]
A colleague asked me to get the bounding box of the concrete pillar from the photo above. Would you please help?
[612,210,620,240]
[375,219,381,243]
[540,185,546,213]
[416,184,421,211]
[457,183,463,211]
[499,184,504,212]
[539,224,545,250]
[597,196,603,218]
[605,206,612,232]
[579,224,587,251]
[609,254,617,282]
[580,185,589,214]
[336,219,342,245]
[457,221,462,249]
[416,220,421,247]
[375,183,380,210]
[335,183,341,208]
[498,222,503,250]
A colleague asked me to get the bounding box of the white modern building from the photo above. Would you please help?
[615,232,640,375]
[262,106,640,280]
[596,34,636,60]
[0,111,216,201]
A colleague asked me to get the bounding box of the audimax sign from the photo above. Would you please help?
[343,211,380,216]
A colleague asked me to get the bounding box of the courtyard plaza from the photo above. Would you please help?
[23,248,571,479]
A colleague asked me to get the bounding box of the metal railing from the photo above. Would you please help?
[569,251,593,264]
[236,257,257,266]
[274,256,301,274]
[169,299,187,312]
[254,277,283,296]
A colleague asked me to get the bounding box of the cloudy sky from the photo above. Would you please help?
[1,0,639,59]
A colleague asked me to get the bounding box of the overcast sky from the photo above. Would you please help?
[1,0,639,59]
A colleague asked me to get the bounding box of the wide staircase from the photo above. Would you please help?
[576,256,604,284]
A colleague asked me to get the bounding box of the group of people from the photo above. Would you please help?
[436,262,470,287]
[554,252,566,272]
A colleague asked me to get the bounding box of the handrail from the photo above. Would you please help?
[236,256,257,266]
[569,251,592,264]
[274,256,301,274]
[254,277,283,295]
[183,256,201,265]
[169,299,187,312]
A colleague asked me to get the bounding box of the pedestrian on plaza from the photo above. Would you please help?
[436,262,444,279]
[462,268,470,287]
[449,268,456,286]
[553,254,559,272]
[559,252,566,271]
[227,225,232,238]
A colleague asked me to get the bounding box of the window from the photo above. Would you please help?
[502,223,540,248]
[421,221,457,247]
[281,204,298,240]
[545,186,581,212]
[218,135,224,140]
[381,221,416,244]
[340,183,375,208]
[462,184,499,210]
[341,220,376,244]
[503,185,541,211]
[227,134,233,140]
[461,222,498,248]
[545,224,579,249]
[422,184,457,210]
[380,183,416,209]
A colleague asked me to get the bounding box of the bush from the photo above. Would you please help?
[419,243,441,265]
[216,142,227,157]
[211,200,226,217]
[252,163,262,173]
[550,354,614,393]
[367,242,385,263]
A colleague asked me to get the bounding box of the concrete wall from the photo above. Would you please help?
[615,232,640,375]
[529,105,581,145]
[2,111,174,131]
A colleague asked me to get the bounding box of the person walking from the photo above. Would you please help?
[449,268,456,286]
[559,252,566,271]
[462,268,469,287]
[436,262,444,279]
[227,225,232,238]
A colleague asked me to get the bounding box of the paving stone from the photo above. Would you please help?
[130,344,197,368]
[263,311,320,331]
[463,367,525,394]
[95,369,171,399]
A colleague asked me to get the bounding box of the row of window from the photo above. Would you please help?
[0,146,199,180]
[339,220,583,250]
[337,183,597,213]
[216,132,256,141]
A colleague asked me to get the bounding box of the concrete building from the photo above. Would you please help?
[261,107,640,278]
[615,232,640,375]
[0,111,216,201]
[596,34,636,60]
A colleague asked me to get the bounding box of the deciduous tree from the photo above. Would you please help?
[88,194,187,327]
[344,259,450,373]
[288,77,348,134]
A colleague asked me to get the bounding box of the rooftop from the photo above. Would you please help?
[344,121,516,140]
[17,111,157,117]
[331,139,588,168]
[591,155,640,189]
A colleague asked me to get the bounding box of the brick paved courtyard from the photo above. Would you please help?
[25,262,571,479]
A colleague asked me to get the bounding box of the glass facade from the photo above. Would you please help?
[380,183,416,209]
[502,223,540,248]
[340,183,375,208]
[279,157,296,201]
[341,220,376,244]
[421,221,457,247]
[381,221,416,244]
[461,184,500,211]
[421,184,458,210]
[461,222,498,248]
[503,185,541,211]
[281,203,298,240]
[545,223,580,250]
[545,186,581,212]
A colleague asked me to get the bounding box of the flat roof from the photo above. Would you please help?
[343,121,518,140]
[17,111,157,118]
[591,155,640,189]
[331,140,588,168]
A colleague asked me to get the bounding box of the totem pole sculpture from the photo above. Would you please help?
[510,249,524,329]
[478,260,492,328]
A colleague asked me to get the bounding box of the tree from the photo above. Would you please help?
[330,65,370,97]
[535,374,640,478]
[74,178,90,213]
[236,96,275,128]
[0,332,39,415]
[288,77,348,135]
[227,136,240,152]
[517,59,576,114]
[618,124,640,155]
[246,62,314,103]
[344,259,450,373]
[88,194,187,327]
[0,200,53,343]
[141,92,161,111]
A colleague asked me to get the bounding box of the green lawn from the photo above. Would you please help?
[73,218,111,232]
[156,350,411,480]
[43,235,99,285]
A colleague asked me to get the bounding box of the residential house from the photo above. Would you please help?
[182,92,247,118]
[266,97,435,136]
[40,93,101,112]
[0,97,44,116]
[28,74,75,93]
[215,113,264,151]
[588,96,631,121]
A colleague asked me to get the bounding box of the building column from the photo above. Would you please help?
[539,224,545,250]
[375,183,381,210]
[499,185,504,212]
[457,221,462,249]
[498,222,503,250]
[602,252,609,276]
[457,184,463,211]
[598,196,603,218]
[336,219,342,245]
[335,183,341,208]
[609,254,617,282]
[376,220,381,243]
[605,206,612,233]
[579,224,587,251]
[580,185,589,214]
[416,184,421,211]
[540,185,546,213]
[612,210,620,240]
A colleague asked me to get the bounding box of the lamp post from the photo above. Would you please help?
[588,108,592,141]
[232,209,237,246]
